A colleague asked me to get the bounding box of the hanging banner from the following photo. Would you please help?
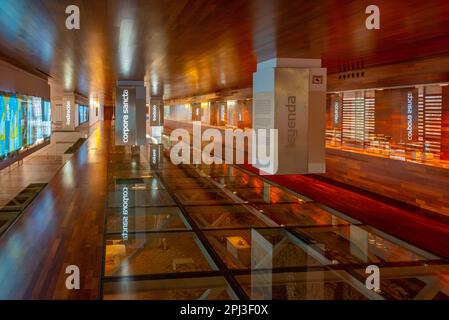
[115,86,137,145]
[150,98,164,127]
[402,88,419,143]
[62,94,76,131]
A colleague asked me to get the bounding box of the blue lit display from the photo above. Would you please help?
[0,92,51,160]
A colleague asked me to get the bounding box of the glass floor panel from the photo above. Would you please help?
[195,165,254,178]
[157,168,203,179]
[106,207,190,233]
[204,228,322,270]
[109,163,151,173]
[292,225,439,265]
[108,169,154,178]
[228,186,307,204]
[162,177,217,189]
[103,276,238,300]
[107,189,176,207]
[104,232,217,277]
[254,202,359,227]
[172,188,240,206]
[212,175,267,189]
[100,141,449,300]
[185,205,274,229]
[352,264,449,300]
[235,264,449,300]
[108,176,165,191]
[235,269,372,300]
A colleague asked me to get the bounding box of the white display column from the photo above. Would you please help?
[252,58,327,175]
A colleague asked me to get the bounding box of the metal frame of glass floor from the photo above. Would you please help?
[100,139,449,300]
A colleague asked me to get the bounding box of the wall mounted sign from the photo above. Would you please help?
[328,94,343,130]
[115,87,136,145]
[149,143,163,169]
[150,98,164,127]
[66,99,71,126]
[404,90,418,142]
[121,185,129,241]
[62,94,76,131]
[115,81,146,146]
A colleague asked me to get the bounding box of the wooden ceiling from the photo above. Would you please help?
[1,0,449,102]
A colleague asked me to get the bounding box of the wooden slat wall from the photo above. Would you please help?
[441,86,449,160]
[324,148,449,218]
[328,54,449,93]
[424,86,443,156]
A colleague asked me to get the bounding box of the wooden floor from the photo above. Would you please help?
[0,122,110,299]
[0,123,97,208]
[0,149,64,208]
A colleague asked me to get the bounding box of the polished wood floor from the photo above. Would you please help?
[0,123,98,208]
[0,122,110,299]
[0,152,62,208]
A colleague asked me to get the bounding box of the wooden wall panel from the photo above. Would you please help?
[0,60,50,99]
[324,148,449,218]
[328,54,449,93]
[375,89,398,141]
[103,105,113,121]
[209,102,219,126]
[236,99,252,129]
[2,1,449,101]
[191,103,201,121]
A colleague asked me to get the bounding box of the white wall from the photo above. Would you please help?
[0,59,50,98]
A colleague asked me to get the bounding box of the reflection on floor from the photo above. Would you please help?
[101,135,449,300]
[0,123,98,207]
[0,122,107,299]
[0,148,62,207]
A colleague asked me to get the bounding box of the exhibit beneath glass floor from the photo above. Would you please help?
[101,133,449,300]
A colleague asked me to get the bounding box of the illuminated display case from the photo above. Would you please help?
[326,83,449,167]
[0,92,51,161]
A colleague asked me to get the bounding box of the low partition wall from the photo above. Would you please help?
[324,148,449,219]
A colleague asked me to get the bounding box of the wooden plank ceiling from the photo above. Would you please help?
[0,0,448,102]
